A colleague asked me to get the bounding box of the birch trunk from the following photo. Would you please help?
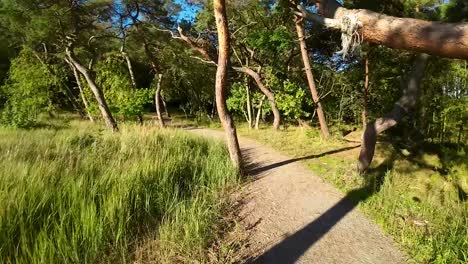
[233,67,281,130]
[255,95,266,130]
[155,73,165,128]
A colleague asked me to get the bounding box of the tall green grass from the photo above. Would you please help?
[0,122,239,263]
[238,126,467,264]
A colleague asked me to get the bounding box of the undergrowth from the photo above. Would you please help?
[0,120,240,263]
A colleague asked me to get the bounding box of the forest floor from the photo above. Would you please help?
[187,128,407,264]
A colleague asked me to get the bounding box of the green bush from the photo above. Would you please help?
[0,48,63,127]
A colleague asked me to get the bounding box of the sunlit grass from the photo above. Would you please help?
[237,125,467,264]
[0,120,240,263]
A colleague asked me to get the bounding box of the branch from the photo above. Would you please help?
[294,5,341,29]
[190,56,217,65]
[154,27,182,39]
[232,21,257,37]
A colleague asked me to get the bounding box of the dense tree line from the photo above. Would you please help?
[0,0,466,170]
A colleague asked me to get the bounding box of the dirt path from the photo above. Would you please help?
[188,128,407,264]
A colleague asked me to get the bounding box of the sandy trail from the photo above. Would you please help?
[189,128,407,264]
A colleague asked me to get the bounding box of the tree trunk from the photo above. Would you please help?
[357,53,429,173]
[255,95,266,130]
[294,17,330,138]
[70,61,94,122]
[66,48,118,132]
[161,96,170,118]
[233,66,281,130]
[214,0,243,170]
[122,51,137,89]
[362,57,369,127]
[155,73,165,128]
[298,1,468,59]
[176,29,281,130]
[245,79,253,128]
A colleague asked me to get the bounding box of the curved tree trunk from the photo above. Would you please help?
[297,1,468,59]
[295,17,330,138]
[214,0,243,170]
[176,28,281,130]
[233,67,281,130]
[161,96,170,118]
[66,48,118,132]
[155,73,165,128]
[357,53,429,172]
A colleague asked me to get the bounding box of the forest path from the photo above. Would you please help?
[188,128,407,264]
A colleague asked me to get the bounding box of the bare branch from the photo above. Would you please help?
[190,56,217,65]
[294,5,341,29]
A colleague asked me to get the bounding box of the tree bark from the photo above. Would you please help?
[245,78,253,128]
[295,16,330,138]
[155,73,165,128]
[297,1,468,59]
[161,96,170,118]
[122,50,137,89]
[255,95,266,130]
[233,66,281,130]
[69,60,94,122]
[66,48,118,132]
[214,0,243,170]
[362,57,369,127]
[357,53,429,172]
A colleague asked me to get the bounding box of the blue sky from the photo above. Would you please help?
[173,0,201,23]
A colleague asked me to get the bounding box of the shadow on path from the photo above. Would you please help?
[251,156,394,264]
[249,145,360,175]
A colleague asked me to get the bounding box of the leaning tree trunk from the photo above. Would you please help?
[295,16,330,138]
[66,48,118,132]
[357,53,429,172]
[297,0,468,59]
[214,0,243,170]
[362,57,369,127]
[70,62,94,122]
[122,50,137,89]
[154,73,165,128]
[234,67,281,130]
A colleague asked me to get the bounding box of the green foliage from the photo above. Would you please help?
[275,80,311,121]
[0,122,239,263]
[264,68,311,122]
[94,55,153,119]
[0,48,64,128]
[227,82,271,122]
[244,26,292,55]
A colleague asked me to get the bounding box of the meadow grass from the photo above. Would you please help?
[0,120,240,263]
[236,125,467,264]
